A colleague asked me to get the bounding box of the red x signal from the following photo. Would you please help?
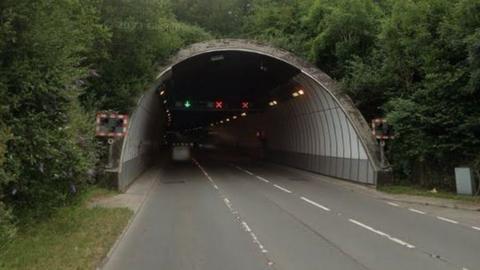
[215,101,224,109]
[241,102,249,109]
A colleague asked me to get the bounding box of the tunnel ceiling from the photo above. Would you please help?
[166,51,300,130]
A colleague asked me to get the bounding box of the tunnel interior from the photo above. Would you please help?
[118,41,383,191]
[167,51,300,131]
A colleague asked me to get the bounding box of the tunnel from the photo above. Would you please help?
[117,39,388,191]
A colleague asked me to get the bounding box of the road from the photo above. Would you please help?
[103,151,480,270]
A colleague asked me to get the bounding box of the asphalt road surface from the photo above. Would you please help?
[103,151,480,270]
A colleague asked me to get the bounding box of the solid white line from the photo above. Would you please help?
[387,202,400,207]
[273,184,292,193]
[256,176,270,183]
[408,208,426,215]
[436,216,459,224]
[300,196,331,211]
[472,226,480,231]
[349,219,415,249]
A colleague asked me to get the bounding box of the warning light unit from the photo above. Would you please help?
[96,112,129,137]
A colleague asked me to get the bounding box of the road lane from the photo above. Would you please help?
[103,160,270,270]
[102,150,479,270]
[232,159,480,270]
[197,156,457,270]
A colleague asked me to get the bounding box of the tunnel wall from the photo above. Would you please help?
[118,83,166,191]
[118,39,388,190]
[214,73,375,184]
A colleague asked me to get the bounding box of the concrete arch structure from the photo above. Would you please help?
[117,39,389,191]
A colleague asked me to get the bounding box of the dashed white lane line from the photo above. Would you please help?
[349,219,415,249]
[244,170,254,176]
[408,208,426,215]
[256,176,270,183]
[300,196,331,211]
[387,202,400,207]
[472,226,480,231]
[273,184,292,194]
[436,216,459,224]
[194,159,272,262]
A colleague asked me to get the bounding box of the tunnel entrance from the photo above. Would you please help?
[117,39,387,191]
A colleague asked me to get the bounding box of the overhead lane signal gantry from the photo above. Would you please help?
[169,100,257,112]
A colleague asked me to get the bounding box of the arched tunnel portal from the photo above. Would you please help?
[117,39,390,191]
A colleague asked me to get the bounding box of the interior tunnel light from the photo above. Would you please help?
[292,89,305,97]
[269,100,278,106]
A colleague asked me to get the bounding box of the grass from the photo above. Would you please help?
[0,187,133,270]
[379,184,480,203]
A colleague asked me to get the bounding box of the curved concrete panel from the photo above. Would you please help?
[118,39,388,191]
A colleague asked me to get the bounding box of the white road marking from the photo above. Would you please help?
[194,159,271,258]
[436,216,459,224]
[349,219,415,249]
[234,165,256,176]
[256,176,270,183]
[472,226,480,231]
[408,208,426,215]
[300,196,331,211]
[241,221,252,232]
[387,202,400,207]
[244,169,254,176]
[273,184,292,193]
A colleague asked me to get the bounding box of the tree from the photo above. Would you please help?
[81,0,211,112]
[0,0,106,216]
[342,0,480,186]
[242,0,314,57]
[308,0,381,78]
[172,0,251,37]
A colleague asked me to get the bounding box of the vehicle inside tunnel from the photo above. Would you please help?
[118,40,386,191]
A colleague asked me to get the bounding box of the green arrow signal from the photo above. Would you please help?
[184,100,192,108]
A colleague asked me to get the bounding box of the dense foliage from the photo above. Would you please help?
[1,0,479,242]
[0,0,209,242]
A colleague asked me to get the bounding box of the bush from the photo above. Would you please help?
[0,202,16,245]
[0,0,105,217]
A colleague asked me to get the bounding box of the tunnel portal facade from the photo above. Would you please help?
[117,39,389,191]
